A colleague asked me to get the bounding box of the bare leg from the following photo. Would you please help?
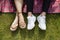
[10,12,18,31]
[28,12,33,16]
[14,0,26,29]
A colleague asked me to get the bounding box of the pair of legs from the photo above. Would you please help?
[24,0,51,16]
[25,0,51,30]
[10,0,51,31]
[10,0,26,31]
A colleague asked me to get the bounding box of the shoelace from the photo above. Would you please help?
[28,16,35,24]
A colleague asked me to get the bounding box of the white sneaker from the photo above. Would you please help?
[37,15,46,30]
[27,15,36,30]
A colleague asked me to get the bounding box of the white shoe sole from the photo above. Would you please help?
[38,24,46,30]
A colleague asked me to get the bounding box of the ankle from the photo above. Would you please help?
[40,12,46,16]
[28,12,33,16]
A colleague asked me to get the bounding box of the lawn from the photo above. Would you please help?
[0,13,60,40]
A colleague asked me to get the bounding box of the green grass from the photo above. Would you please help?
[0,13,60,40]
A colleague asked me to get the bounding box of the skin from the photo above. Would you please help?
[40,12,46,16]
[10,12,18,31]
[10,0,26,31]
[28,11,46,16]
[10,0,46,31]
[14,0,26,28]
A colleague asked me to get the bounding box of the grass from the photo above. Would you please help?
[0,13,60,40]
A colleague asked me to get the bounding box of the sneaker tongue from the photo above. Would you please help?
[41,16,46,19]
[38,16,46,24]
[28,16,35,24]
[28,18,34,24]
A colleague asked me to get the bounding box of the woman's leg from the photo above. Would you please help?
[14,0,26,29]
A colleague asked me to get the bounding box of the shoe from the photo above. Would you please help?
[37,15,46,30]
[19,13,26,29]
[27,15,36,30]
[10,15,18,31]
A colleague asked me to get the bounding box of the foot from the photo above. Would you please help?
[37,15,46,30]
[10,14,18,31]
[27,15,36,30]
[19,13,26,29]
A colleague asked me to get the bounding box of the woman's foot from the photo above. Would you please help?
[10,13,18,31]
[19,12,26,29]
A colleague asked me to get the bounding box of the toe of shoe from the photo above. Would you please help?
[39,24,46,30]
[27,25,32,30]
[27,24,35,30]
[41,28,46,30]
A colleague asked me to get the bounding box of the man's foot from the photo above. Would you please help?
[37,15,46,30]
[10,14,18,31]
[19,13,26,29]
[27,15,36,30]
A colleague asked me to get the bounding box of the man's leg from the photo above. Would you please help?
[37,0,51,30]
[42,0,51,12]
[40,0,51,16]
[25,0,36,30]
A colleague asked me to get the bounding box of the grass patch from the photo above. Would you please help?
[0,13,60,40]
